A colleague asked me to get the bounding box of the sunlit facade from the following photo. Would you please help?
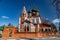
[19,6,52,33]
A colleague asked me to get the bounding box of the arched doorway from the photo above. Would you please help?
[9,29,12,37]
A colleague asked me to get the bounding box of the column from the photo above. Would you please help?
[39,17,41,24]
[35,25,38,32]
[19,18,20,32]
[38,24,40,32]
[34,18,36,23]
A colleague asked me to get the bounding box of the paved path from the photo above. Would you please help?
[0,37,60,40]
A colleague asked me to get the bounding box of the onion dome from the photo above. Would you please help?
[31,8,39,12]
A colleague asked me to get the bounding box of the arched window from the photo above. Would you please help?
[48,29,51,32]
[41,29,43,32]
[24,26,30,32]
[36,18,39,24]
[45,29,47,32]
[39,28,43,32]
[27,26,29,32]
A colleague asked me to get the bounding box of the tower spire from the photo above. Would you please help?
[22,6,28,17]
[22,6,27,14]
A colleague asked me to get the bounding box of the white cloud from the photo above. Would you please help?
[52,19,60,24]
[1,16,9,19]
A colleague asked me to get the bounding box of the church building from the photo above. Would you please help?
[18,6,52,33]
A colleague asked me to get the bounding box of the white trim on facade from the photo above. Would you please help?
[38,17,41,24]
[38,24,40,31]
[34,18,36,23]
[30,23,35,32]
[19,18,20,32]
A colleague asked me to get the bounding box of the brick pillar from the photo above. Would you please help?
[35,25,38,32]
[21,17,24,24]
[20,24,24,32]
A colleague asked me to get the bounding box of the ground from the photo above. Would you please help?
[0,37,60,40]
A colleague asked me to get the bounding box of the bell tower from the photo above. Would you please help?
[19,6,28,32]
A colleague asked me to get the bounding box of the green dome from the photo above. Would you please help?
[28,8,39,13]
[32,8,39,12]
[0,27,4,31]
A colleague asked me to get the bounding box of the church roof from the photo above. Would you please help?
[41,18,56,27]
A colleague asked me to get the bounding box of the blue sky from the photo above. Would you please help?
[0,0,59,27]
